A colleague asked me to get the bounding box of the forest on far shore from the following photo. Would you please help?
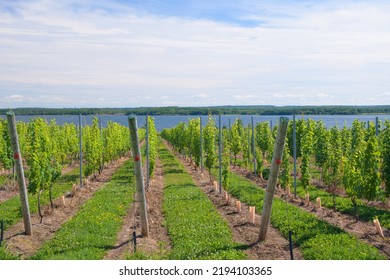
[1,105,390,116]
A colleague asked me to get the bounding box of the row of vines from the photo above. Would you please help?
[161,115,390,218]
[0,115,132,221]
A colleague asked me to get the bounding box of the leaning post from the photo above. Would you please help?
[6,111,32,235]
[218,114,222,195]
[79,114,83,188]
[128,115,149,237]
[258,117,289,242]
[251,116,256,174]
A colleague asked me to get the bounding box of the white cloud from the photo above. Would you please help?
[192,93,209,99]
[233,94,257,100]
[6,94,24,100]
[0,0,390,107]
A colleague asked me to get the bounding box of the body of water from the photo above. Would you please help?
[2,114,389,131]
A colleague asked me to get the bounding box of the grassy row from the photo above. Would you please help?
[159,143,247,260]
[217,169,386,260]
[0,168,80,259]
[0,127,145,226]
[0,168,80,231]
[29,159,135,260]
[236,157,390,229]
[295,184,390,229]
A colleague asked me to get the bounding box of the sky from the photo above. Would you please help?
[1,0,390,108]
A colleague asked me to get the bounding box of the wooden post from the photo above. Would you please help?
[213,180,218,191]
[224,191,230,204]
[375,117,379,137]
[293,114,297,198]
[373,218,385,239]
[200,117,203,173]
[249,206,256,224]
[252,116,256,174]
[305,193,310,206]
[236,200,241,213]
[61,196,66,206]
[218,114,222,195]
[145,114,149,189]
[79,114,83,189]
[128,115,149,237]
[6,111,32,236]
[316,197,321,209]
[258,117,289,242]
[71,184,77,196]
[229,118,232,165]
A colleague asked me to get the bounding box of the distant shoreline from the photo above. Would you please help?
[1,105,390,116]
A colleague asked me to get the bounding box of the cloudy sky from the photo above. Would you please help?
[1,0,390,108]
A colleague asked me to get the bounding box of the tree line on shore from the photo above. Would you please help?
[1,105,390,116]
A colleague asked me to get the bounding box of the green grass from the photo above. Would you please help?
[30,159,135,260]
[240,160,390,230]
[159,142,247,260]
[0,168,80,232]
[0,175,7,187]
[295,183,390,230]
[217,169,386,260]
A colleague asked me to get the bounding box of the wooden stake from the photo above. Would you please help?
[213,180,218,191]
[286,185,291,197]
[224,191,230,204]
[373,218,385,239]
[61,195,66,206]
[71,184,77,197]
[316,197,321,209]
[305,193,310,206]
[6,112,32,235]
[249,206,256,224]
[236,200,241,213]
[258,117,289,242]
[129,115,149,237]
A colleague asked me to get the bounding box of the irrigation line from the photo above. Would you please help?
[0,220,4,246]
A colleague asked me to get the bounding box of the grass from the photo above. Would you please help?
[295,183,390,230]
[158,142,247,260]
[0,168,80,231]
[215,169,386,260]
[238,157,390,230]
[0,175,7,187]
[30,159,135,260]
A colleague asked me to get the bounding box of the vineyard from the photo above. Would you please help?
[0,113,389,260]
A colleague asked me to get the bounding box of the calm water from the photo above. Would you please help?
[2,114,389,131]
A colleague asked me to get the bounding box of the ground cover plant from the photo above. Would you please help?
[295,184,390,229]
[30,159,135,260]
[221,170,386,260]
[159,142,247,260]
[0,168,79,231]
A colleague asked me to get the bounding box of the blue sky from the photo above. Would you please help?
[1,0,390,108]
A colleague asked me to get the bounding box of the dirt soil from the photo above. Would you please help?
[164,143,302,260]
[3,157,129,259]
[107,143,302,260]
[104,157,171,259]
[0,163,79,204]
[180,160,302,260]
[232,165,390,259]
[0,187,18,203]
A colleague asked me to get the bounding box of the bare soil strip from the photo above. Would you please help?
[165,143,303,260]
[104,157,171,259]
[0,163,79,204]
[3,157,129,259]
[232,165,390,259]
